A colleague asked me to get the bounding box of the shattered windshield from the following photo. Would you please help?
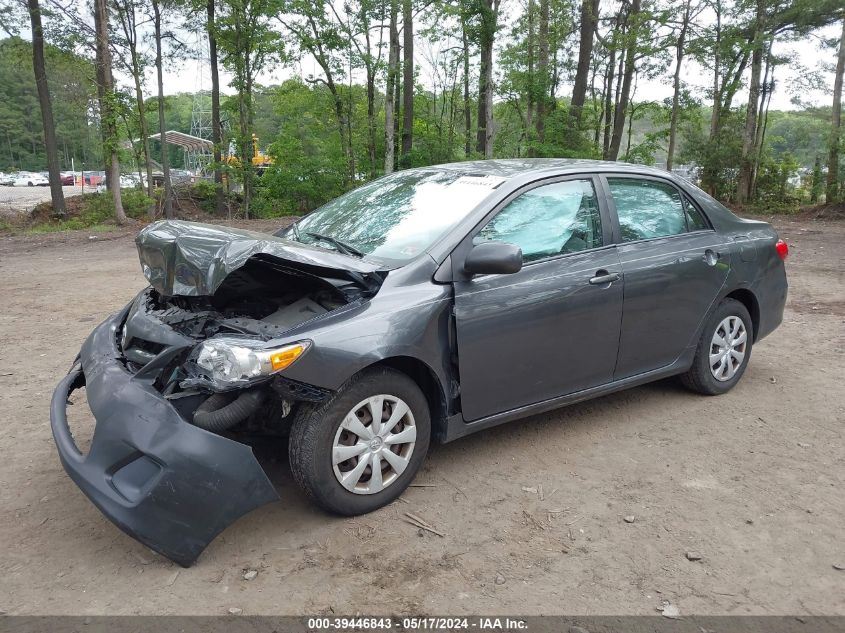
[278,170,504,265]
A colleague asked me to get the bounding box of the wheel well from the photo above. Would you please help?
[725,288,760,341]
[369,356,449,440]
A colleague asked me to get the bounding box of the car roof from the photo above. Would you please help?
[405,158,671,181]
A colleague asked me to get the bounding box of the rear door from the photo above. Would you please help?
[602,175,730,379]
[453,176,624,421]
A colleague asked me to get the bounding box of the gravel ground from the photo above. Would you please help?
[0,217,842,616]
[0,185,86,215]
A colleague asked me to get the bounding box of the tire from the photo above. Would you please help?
[681,298,753,395]
[289,367,431,515]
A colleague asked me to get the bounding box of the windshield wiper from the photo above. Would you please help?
[305,232,365,259]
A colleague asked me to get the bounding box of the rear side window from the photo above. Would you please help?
[684,197,709,231]
[607,178,687,242]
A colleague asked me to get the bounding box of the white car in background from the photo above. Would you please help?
[95,173,146,193]
[14,172,49,187]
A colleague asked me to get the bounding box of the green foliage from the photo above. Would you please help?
[754,152,802,211]
[29,189,153,232]
[85,188,153,219]
[259,79,354,213]
[0,37,99,172]
[189,179,219,213]
[680,110,746,201]
[1,0,842,219]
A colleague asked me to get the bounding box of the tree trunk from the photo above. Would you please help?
[361,10,377,178]
[666,0,690,171]
[208,0,225,214]
[827,18,845,203]
[152,0,173,218]
[708,4,721,141]
[526,0,535,135]
[624,74,638,160]
[114,0,154,201]
[28,0,65,217]
[384,0,399,174]
[475,0,498,159]
[535,0,549,146]
[476,41,493,157]
[702,0,722,195]
[751,44,773,197]
[462,17,472,157]
[400,0,413,167]
[601,48,615,157]
[93,0,126,223]
[737,0,765,204]
[393,55,401,166]
[607,0,639,161]
[567,0,598,145]
[132,71,154,201]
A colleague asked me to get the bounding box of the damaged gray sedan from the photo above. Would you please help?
[51,159,788,566]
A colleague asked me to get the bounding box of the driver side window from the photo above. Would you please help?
[477,179,602,263]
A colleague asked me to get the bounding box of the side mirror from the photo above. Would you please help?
[464,241,523,276]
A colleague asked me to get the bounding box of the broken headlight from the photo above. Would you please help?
[185,337,310,389]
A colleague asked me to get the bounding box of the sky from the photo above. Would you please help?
[145,17,842,115]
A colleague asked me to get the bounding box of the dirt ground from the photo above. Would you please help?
[0,216,843,616]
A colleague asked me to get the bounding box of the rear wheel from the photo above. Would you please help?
[289,367,430,515]
[681,298,753,395]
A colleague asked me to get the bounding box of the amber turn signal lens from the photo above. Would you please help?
[269,344,306,371]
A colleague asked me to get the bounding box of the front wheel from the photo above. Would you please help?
[681,298,753,395]
[289,367,430,515]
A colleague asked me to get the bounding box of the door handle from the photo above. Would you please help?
[589,270,620,285]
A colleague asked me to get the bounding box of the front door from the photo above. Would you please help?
[603,175,731,379]
[453,177,624,422]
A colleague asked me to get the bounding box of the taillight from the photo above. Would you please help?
[775,239,788,261]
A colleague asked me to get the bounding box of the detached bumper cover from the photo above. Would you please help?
[50,309,279,566]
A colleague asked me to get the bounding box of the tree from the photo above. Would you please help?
[151,0,173,218]
[474,0,501,158]
[827,16,845,203]
[566,0,598,146]
[112,0,154,202]
[207,0,225,214]
[332,0,387,178]
[93,0,127,223]
[737,0,765,204]
[736,0,842,203]
[400,0,413,166]
[27,0,65,216]
[666,0,702,170]
[219,0,279,217]
[534,0,551,145]
[278,0,355,185]
[606,0,641,161]
[384,0,399,172]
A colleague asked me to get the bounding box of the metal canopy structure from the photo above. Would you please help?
[148,131,214,174]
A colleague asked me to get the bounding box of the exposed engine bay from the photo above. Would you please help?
[121,254,376,438]
[139,256,362,342]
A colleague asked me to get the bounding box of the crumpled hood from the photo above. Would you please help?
[136,220,382,297]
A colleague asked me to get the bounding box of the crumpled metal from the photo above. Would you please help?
[135,220,380,296]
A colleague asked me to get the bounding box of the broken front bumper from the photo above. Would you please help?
[50,307,280,567]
